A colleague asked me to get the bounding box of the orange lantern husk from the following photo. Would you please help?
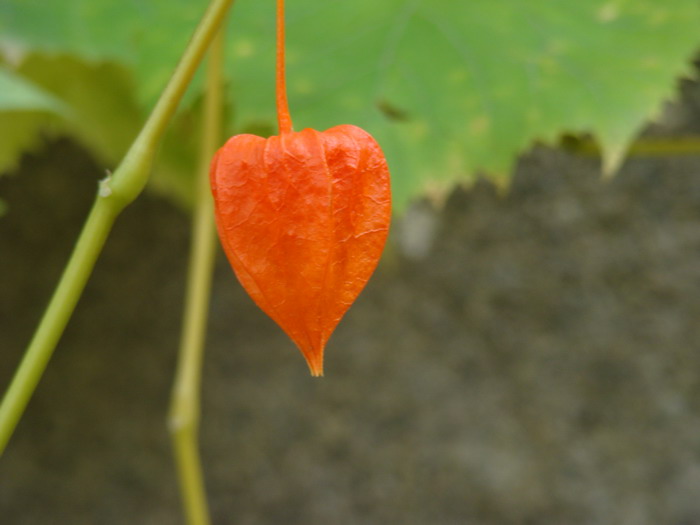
[210,0,391,375]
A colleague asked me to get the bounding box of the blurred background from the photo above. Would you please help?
[3,1,700,524]
[4,93,700,523]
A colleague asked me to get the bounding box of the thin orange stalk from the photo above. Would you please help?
[276,0,293,134]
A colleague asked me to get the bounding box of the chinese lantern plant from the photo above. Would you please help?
[209,0,391,376]
[2,0,700,524]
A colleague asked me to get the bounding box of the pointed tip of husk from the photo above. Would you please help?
[307,360,324,377]
[303,349,324,377]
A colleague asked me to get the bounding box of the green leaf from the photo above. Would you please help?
[0,54,203,205]
[0,56,144,176]
[1,0,699,207]
[0,111,53,174]
[14,55,142,165]
[0,67,73,174]
[0,67,70,114]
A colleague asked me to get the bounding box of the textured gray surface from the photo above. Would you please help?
[2,129,700,524]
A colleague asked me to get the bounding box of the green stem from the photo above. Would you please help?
[562,135,700,157]
[0,0,234,456]
[168,28,224,525]
[0,200,118,451]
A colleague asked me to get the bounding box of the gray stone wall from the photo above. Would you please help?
[2,129,700,524]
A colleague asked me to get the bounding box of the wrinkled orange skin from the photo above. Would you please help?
[210,125,391,375]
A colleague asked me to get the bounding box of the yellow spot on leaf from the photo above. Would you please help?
[294,78,313,95]
[233,40,254,58]
[648,9,669,26]
[640,56,660,70]
[342,95,363,110]
[527,108,541,125]
[469,115,491,136]
[408,121,429,141]
[447,69,467,85]
[546,38,569,56]
[597,2,620,23]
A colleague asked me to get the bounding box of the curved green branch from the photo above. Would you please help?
[0,0,234,456]
[168,27,225,525]
[562,135,700,158]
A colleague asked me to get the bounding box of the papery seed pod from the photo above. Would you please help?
[210,0,391,375]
